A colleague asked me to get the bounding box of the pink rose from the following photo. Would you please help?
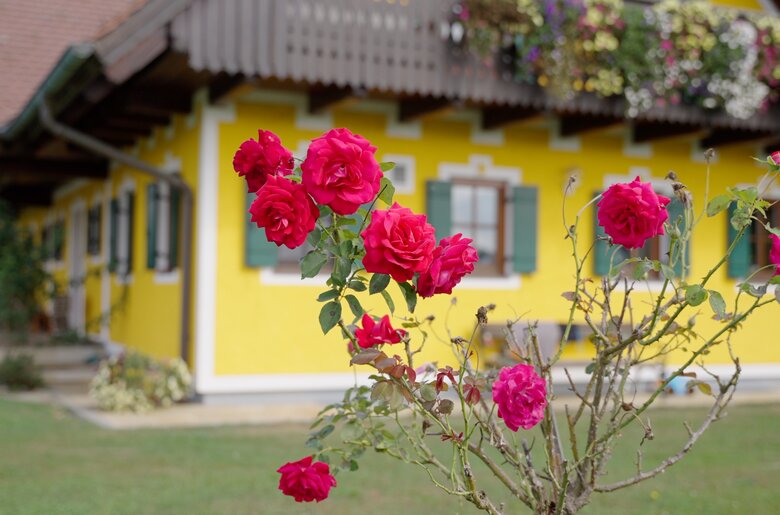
[301,128,382,215]
[277,456,337,503]
[355,314,407,349]
[417,233,479,298]
[770,234,780,276]
[597,177,671,249]
[249,176,319,249]
[769,151,780,167]
[233,130,294,193]
[492,363,547,431]
[361,203,437,282]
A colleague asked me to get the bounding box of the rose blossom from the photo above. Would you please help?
[249,175,319,249]
[417,233,479,298]
[277,456,337,503]
[769,151,780,167]
[597,176,671,249]
[233,130,294,192]
[770,234,780,276]
[355,314,407,349]
[492,363,547,431]
[361,203,437,282]
[301,128,382,215]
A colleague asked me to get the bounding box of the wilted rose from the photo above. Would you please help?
[361,203,436,282]
[597,177,671,249]
[355,314,406,349]
[492,363,547,431]
[277,456,336,503]
[301,128,382,215]
[417,233,479,298]
[233,130,294,193]
[249,176,319,249]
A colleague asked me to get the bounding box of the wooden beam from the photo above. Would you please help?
[700,129,772,149]
[102,118,154,138]
[209,73,245,104]
[0,185,54,207]
[123,88,192,115]
[399,97,451,122]
[0,157,108,179]
[560,114,622,137]
[308,86,354,114]
[633,122,703,144]
[481,106,540,130]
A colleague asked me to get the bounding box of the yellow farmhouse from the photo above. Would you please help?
[2,0,779,401]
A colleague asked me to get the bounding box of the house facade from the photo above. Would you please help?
[2,0,779,400]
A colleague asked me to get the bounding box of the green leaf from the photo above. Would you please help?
[306,227,323,246]
[708,290,726,317]
[351,348,382,365]
[345,294,364,320]
[332,257,352,286]
[420,383,437,402]
[301,252,328,279]
[764,223,780,238]
[660,264,677,281]
[689,380,713,396]
[349,459,359,471]
[397,281,417,313]
[739,282,767,298]
[380,162,395,172]
[380,290,395,313]
[348,280,367,292]
[319,301,342,334]
[706,194,731,217]
[317,289,340,302]
[369,273,391,294]
[684,285,708,306]
[585,362,596,374]
[378,177,395,205]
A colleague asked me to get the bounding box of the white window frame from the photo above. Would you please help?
[381,154,416,195]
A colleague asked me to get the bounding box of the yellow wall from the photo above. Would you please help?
[215,96,780,380]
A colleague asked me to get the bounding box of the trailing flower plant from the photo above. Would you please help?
[455,0,780,119]
[235,129,780,513]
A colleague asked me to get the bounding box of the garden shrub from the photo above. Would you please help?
[0,353,44,391]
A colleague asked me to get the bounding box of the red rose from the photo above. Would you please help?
[361,203,437,282]
[597,176,671,249]
[417,233,479,298]
[301,128,382,215]
[355,314,407,349]
[249,176,319,249]
[277,456,336,503]
[233,130,294,193]
[769,151,780,167]
[770,234,780,276]
[492,363,547,431]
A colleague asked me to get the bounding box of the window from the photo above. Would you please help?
[426,180,538,276]
[451,180,506,276]
[382,155,415,194]
[41,219,65,262]
[146,182,181,272]
[110,190,135,276]
[728,201,780,280]
[87,205,102,257]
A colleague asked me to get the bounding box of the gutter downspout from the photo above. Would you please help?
[39,101,193,365]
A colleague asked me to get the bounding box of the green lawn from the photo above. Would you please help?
[1,398,779,514]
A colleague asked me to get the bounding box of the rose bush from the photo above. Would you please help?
[234,128,779,514]
[361,203,437,282]
[248,175,319,248]
[301,128,382,215]
[597,176,671,249]
[232,129,294,192]
[277,456,337,502]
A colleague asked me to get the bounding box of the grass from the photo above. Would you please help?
[1,398,779,514]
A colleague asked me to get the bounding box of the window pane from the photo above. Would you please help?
[452,185,473,225]
[474,227,498,264]
[475,186,498,225]
[451,224,472,240]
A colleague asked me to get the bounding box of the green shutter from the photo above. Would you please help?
[53,221,64,261]
[146,183,158,269]
[727,202,751,278]
[593,191,628,276]
[109,199,118,271]
[666,197,689,277]
[512,185,538,273]
[426,181,452,241]
[245,192,278,267]
[126,191,135,273]
[169,187,181,270]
